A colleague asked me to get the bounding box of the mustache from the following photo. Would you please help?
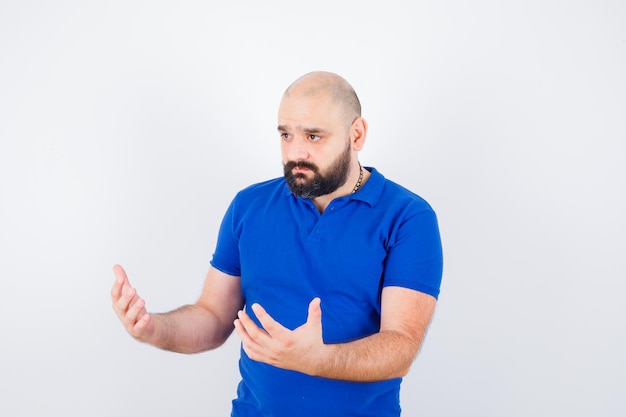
[284,160,319,173]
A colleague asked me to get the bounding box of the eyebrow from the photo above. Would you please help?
[277,125,329,135]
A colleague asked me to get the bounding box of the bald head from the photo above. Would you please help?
[283,71,361,125]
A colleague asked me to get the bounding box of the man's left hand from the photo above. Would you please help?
[234,297,327,375]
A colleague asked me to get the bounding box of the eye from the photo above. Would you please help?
[308,134,321,142]
[280,132,292,141]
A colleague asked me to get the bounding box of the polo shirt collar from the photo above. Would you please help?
[281,166,385,207]
[349,167,384,207]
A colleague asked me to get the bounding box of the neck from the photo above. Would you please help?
[312,162,369,213]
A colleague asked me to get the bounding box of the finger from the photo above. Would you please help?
[132,313,152,335]
[234,317,264,358]
[237,309,263,334]
[113,264,129,284]
[307,297,322,323]
[111,265,132,302]
[115,286,137,313]
[237,309,272,342]
[111,265,128,300]
[236,325,257,360]
[251,303,287,336]
[113,288,142,328]
[125,296,147,326]
[233,317,252,343]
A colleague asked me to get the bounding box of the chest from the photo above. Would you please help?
[236,199,392,340]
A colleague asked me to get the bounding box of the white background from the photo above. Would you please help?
[1,1,624,416]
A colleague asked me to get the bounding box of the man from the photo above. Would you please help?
[111,71,443,416]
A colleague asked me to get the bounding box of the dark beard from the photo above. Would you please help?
[283,143,352,198]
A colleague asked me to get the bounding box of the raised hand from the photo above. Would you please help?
[234,298,328,376]
[111,264,156,343]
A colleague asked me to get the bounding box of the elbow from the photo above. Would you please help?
[393,343,422,379]
[393,361,413,379]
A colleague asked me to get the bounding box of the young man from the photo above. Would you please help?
[111,71,443,416]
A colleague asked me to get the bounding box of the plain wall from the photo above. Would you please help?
[1,1,624,416]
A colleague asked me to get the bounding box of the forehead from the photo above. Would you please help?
[278,91,345,129]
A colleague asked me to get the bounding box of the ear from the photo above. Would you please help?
[350,117,368,151]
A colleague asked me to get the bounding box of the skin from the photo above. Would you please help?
[112,264,243,353]
[111,71,437,382]
[278,72,369,213]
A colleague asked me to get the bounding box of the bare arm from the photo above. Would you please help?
[235,286,436,382]
[323,287,436,380]
[111,264,243,353]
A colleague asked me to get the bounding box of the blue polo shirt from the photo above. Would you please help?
[211,167,443,417]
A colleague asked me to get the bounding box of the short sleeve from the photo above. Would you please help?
[210,198,241,277]
[382,207,443,299]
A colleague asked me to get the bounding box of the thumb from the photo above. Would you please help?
[307,297,322,323]
[113,264,129,285]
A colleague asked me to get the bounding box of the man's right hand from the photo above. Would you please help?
[111,264,156,343]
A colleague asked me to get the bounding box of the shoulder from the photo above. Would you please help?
[368,168,435,215]
[385,179,433,212]
[227,177,288,217]
[234,177,286,202]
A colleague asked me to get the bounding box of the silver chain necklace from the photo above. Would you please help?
[352,163,364,194]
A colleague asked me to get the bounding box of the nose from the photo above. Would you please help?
[285,136,309,161]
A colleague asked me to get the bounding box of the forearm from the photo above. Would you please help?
[314,329,423,382]
[237,291,435,382]
[148,304,234,353]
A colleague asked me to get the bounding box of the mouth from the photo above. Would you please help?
[292,166,311,173]
[284,161,318,179]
